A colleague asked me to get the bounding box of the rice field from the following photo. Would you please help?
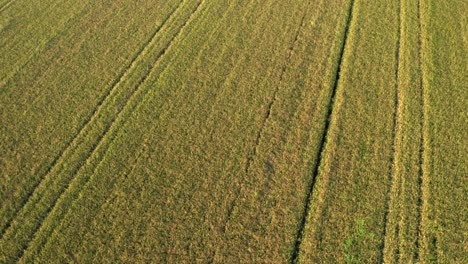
[0,0,466,263]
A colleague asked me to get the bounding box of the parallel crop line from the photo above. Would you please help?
[416,0,432,261]
[0,0,187,241]
[244,9,307,175]
[216,1,310,236]
[0,0,131,237]
[22,136,151,263]
[75,137,150,255]
[190,0,278,240]
[211,0,283,241]
[0,0,92,90]
[381,0,403,262]
[18,1,205,260]
[0,0,17,13]
[290,0,356,262]
[203,48,250,236]
[194,0,264,137]
[1,2,207,262]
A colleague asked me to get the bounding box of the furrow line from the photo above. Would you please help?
[416,0,432,261]
[23,136,152,263]
[201,1,276,245]
[0,0,17,13]
[0,0,185,239]
[184,0,272,242]
[290,0,356,262]
[244,11,307,175]
[71,137,150,255]
[0,1,205,262]
[381,0,403,261]
[220,184,243,236]
[191,0,262,131]
[16,1,205,261]
[0,0,131,235]
[0,0,119,236]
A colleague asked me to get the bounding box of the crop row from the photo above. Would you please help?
[9,0,348,262]
[0,0,202,261]
[1,0,465,262]
[297,0,401,262]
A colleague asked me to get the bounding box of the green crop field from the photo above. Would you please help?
[1,0,466,263]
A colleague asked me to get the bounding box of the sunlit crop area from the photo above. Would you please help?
[1,0,466,263]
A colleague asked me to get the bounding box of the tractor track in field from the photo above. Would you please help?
[0,0,205,261]
[0,0,131,238]
[381,0,403,261]
[0,0,185,237]
[290,0,356,262]
[183,1,290,255]
[214,0,310,233]
[0,0,17,13]
[19,0,204,256]
[63,138,150,258]
[213,2,310,257]
[20,136,151,263]
[193,0,265,141]
[100,1,246,259]
[244,9,307,175]
[416,0,433,261]
[185,4,298,259]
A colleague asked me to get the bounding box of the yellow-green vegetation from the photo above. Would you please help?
[297,0,400,262]
[417,0,467,262]
[1,0,465,263]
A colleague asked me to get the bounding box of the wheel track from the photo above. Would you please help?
[244,10,307,175]
[67,136,151,259]
[416,0,433,261]
[218,0,309,237]
[0,0,133,237]
[195,10,257,238]
[183,0,278,252]
[19,1,206,260]
[290,0,356,262]
[381,0,403,262]
[192,0,264,140]
[0,0,17,13]
[0,1,205,262]
[126,2,245,254]
[196,2,313,260]
[0,0,185,240]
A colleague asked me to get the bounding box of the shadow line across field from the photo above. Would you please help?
[290,0,356,262]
